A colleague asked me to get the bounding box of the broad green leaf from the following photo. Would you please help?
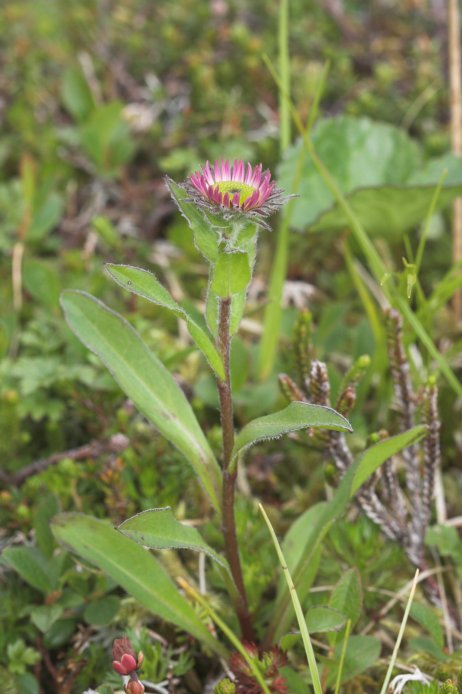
[231,402,352,466]
[2,546,58,593]
[51,513,226,656]
[105,264,225,381]
[279,116,462,239]
[305,606,347,633]
[60,290,221,510]
[211,252,251,297]
[118,507,229,571]
[267,425,426,643]
[327,635,381,686]
[328,569,362,645]
[309,185,462,239]
[279,116,420,231]
[351,426,426,494]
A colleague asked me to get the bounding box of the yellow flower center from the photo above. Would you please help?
[215,181,256,205]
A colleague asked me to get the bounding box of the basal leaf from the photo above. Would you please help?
[60,290,221,510]
[51,513,226,655]
[118,507,229,572]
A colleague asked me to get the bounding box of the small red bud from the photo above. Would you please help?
[125,680,145,694]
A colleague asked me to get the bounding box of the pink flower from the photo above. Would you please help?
[112,637,143,676]
[184,159,288,229]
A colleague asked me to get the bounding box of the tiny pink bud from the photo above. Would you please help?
[112,637,139,675]
[125,680,145,694]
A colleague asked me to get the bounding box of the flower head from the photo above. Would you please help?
[184,159,288,229]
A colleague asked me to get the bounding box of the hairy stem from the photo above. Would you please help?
[217,296,254,642]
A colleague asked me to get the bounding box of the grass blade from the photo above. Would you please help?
[259,503,323,694]
[379,569,420,694]
[333,619,352,694]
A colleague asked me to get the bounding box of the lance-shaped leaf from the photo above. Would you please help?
[266,425,427,643]
[105,264,225,380]
[60,290,222,510]
[51,514,226,656]
[231,402,352,467]
[118,507,229,572]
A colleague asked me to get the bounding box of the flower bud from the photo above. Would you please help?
[112,637,138,676]
[125,680,145,694]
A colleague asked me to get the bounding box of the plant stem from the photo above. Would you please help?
[217,296,255,642]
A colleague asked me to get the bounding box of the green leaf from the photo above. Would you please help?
[61,66,95,121]
[51,513,226,656]
[280,117,420,230]
[106,263,182,313]
[279,116,462,239]
[327,635,381,686]
[410,602,444,649]
[83,595,120,626]
[60,290,222,510]
[28,193,63,241]
[211,252,251,297]
[305,606,347,634]
[30,605,63,633]
[2,546,58,593]
[43,618,76,649]
[267,426,426,643]
[231,402,352,466]
[166,177,221,262]
[16,673,39,694]
[79,102,135,175]
[105,264,225,380]
[23,259,61,312]
[118,507,229,571]
[309,185,462,239]
[328,569,362,645]
[33,493,59,558]
[351,426,426,494]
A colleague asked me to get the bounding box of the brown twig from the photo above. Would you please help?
[0,434,129,487]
